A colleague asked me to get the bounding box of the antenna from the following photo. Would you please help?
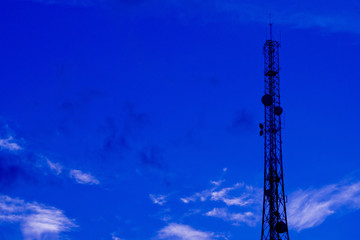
[269,14,272,40]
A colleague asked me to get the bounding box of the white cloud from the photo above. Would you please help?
[181,171,360,231]
[180,181,262,226]
[181,182,261,207]
[210,183,246,205]
[157,223,215,240]
[69,169,99,185]
[0,136,22,151]
[210,180,224,186]
[205,208,259,226]
[0,195,76,240]
[180,190,210,204]
[287,180,360,231]
[198,177,360,230]
[46,159,63,175]
[150,194,167,206]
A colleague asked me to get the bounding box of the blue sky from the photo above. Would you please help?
[0,0,360,239]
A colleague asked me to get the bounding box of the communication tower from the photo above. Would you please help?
[259,23,290,240]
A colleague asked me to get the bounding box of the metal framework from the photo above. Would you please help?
[260,24,290,240]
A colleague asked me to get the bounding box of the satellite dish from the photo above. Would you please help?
[274,106,283,116]
[259,123,264,129]
[260,130,264,136]
[261,94,273,106]
[275,221,287,233]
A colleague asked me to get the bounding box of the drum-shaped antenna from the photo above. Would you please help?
[261,94,273,106]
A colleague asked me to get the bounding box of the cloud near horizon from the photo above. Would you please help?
[157,223,216,240]
[179,174,360,231]
[0,195,76,240]
[287,180,360,231]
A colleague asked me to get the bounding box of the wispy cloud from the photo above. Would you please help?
[287,180,360,231]
[205,208,259,226]
[182,176,360,230]
[176,169,360,231]
[180,179,262,226]
[150,194,167,206]
[46,159,63,175]
[210,180,224,187]
[69,169,100,185]
[0,195,76,240]
[157,223,215,240]
[181,182,262,207]
[0,125,100,188]
[0,136,22,151]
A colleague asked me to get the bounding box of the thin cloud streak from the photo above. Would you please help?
[149,194,167,206]
[180,174,360,230]
[69,169,100,185]
[0,136,22,151]
[287,180,360,231]
[157,223,215,240]
[180,179,262,226]
[46,159,63,175]
[0,195,76,240]
[0,126,102,188]
[205,208,259,226]
[181,182,262,207]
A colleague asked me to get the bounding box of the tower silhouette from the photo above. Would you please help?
[260,23,290,240]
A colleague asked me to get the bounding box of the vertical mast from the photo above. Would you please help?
[260,24,290,240]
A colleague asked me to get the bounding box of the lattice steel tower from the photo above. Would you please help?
[259,24,290,240]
